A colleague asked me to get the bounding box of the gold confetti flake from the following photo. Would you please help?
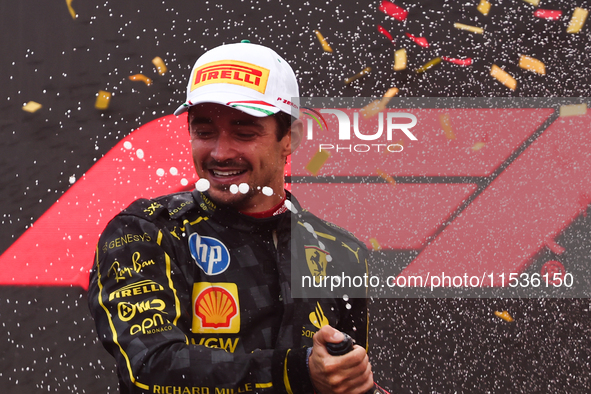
[518,55,546,75]
[393,49,407,71]
[305,150,331,176]
[314,30,333,53]
[22,101,42,113]
[494,311,514,322]
[66,0,77,20]
[383,87,399,98]
[477,0,491,16]
[454,23,484,34]
[416,57,441,73]
[559,103,587,117]
[128,74,153,86]
[439,114,456,140]
[566,8,589,34]
[360,101,386,119]
[376,168,396,186]
[152,57,168,75]
[472,142,486,151]
[369,238,381,251]
[344,67,372,84]
[360,88,399,118]
[490,64,517,90]
[522,0,539,5]
[95,90,112,110]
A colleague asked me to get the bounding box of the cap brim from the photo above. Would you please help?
[173,91,282,117]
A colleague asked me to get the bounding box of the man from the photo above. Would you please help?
[88,41,378,394]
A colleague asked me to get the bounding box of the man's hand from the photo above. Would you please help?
[308,325,374,394]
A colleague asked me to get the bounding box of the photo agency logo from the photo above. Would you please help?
[301,104,418,154]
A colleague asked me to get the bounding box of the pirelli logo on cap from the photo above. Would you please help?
[190,60,270,94]
[192,282,240,334]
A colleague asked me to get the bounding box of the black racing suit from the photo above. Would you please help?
[88,190,369,394]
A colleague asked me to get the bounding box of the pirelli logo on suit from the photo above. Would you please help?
[190,60,270,94]
[109,280,164,301]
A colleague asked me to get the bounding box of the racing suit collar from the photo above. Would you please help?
[190,188,302,231]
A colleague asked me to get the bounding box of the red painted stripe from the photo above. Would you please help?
[0,115,194,288]
[399,110,591,281]
[294,183,477,249]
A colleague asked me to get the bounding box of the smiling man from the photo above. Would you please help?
[187,102,292,213]
[88,41,381,394]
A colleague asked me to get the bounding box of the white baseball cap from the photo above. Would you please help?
[174,41,299,118]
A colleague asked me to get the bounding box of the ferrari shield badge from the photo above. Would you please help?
[305,245,329,284]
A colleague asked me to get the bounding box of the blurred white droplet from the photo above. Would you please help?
[230,184,239,194]
[195,178,210,192]
[156,168,165,176]
[136,149,144,159]
[238,183,249,194]
[285,199,297,214]
[123,141,132,149]
[343,294,349,301]
[262,186,274,196]
[303,222,314,233]
[68,176,76,184]
[169,167,178,175]
[180,178,188,186]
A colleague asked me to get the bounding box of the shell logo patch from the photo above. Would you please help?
[305,245,329,284]
[192,282,240,333]
[188,233,231,275]
[190,60,270,94]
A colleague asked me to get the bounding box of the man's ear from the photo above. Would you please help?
[289,119,304,153]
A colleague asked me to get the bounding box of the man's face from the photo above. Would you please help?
[188,103,291,213]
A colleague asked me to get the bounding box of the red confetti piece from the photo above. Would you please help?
[442,56,473,66]
[534,9,563,20]
[405,32,429,48]
[377,25,395,44]
[379,0,408,21]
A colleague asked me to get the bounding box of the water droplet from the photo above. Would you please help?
[262,186,274,196]
[229,184,239,194]
[285,200,297,214]
[195,178,210,192]
[238,183,249,194]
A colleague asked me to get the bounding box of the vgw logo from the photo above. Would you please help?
[188,233,231,275]
[303,108,418,153]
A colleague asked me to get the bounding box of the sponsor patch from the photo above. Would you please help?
[309,301,329,329]
[188,233,231,275]
[190,60,269,94]
[192,282,240,334]
[117,299,166,322]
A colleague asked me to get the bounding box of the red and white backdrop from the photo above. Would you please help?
[1,1,590,392]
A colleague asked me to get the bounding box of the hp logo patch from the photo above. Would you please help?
[188,233,231,275]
